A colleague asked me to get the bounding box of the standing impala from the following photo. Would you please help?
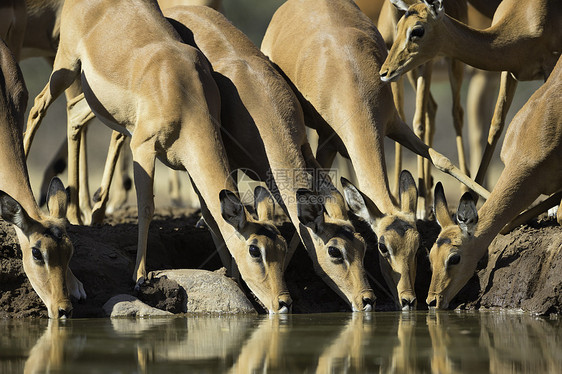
[261,0,488,309]
[380,0,562,187]
[379,0,469,219]
[95,5,375,312]
[23,0,291,314]
[428,57,562,309]
[0,38,85,318]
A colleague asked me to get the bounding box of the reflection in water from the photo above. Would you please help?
[230,315,288,373]
[2,312,562,373]
[315,313,373,373]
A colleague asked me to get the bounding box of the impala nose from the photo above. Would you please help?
[428,298,437,308]
[58,308,72,319]
[362,297,374,312]
[278,300,291,314]
[401,297,416,310]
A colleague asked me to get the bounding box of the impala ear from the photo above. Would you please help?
[399,170,417,215]
[296,188,324,231]
[254,185,275,221]
[433,182,454,228]
[456,192,478,236]
[341,177,383,225]
[47,177,68,219]
[220,190,248,231]
[389,0,410,11]
[0,191,37,235]
[423,0,444,19]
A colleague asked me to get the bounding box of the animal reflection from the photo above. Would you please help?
[16,314,562,373]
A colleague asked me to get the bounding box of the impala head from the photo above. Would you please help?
[380,0,445,82]
[296,188,374,312]
[220,186,291,314]
[0,178,73,318]
[427,183,480,309]
[342,171,420,311]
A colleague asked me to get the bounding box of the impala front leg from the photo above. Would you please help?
[448,58,468,188]
[474,71,518,185]
[131,140,156,286]
[390,77,405,199]
[24,69,78,158]
[388,119,490,200]
[412,63,433,219]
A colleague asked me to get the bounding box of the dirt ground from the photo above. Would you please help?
[1,206,561,318]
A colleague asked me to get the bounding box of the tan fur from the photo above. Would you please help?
[23,0,291,314]
[0,38,85,318]
[162,5,375,311]
[262,0,488,309]
[380,0,562,186]
[428,58,562,308]
[23,320,68,372]
[379,0,469,218]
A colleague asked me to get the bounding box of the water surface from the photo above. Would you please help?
[1,311,561,373]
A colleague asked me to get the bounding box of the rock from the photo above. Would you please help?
[103,294,173,317]
[136,276,186,313]
[151,269,256,314]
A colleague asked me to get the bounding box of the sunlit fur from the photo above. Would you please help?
[0,37,82,319]
[297,189,375,312]
[342,171,419,311]
[380,2,443,81]
[229,187,291,314]
[427,225,480,309]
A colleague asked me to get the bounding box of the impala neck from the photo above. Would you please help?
[473,167,538,256]
[440,15,521,73]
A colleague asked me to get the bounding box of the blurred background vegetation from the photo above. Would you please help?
[20,0,541,211]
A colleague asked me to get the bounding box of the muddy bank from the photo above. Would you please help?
[0,207,561,317]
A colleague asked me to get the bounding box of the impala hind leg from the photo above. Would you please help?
[78,125,92,223]
[91,130,127,224]
[131,139,156,286]
[107,137,132,213]
[65,92,96,225]
[169,170,184,207]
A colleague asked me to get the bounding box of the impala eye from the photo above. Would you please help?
[328,246,343,259]
[378,242,389,255]
[32,247,43,262]
[249,244,261,259]
[448,253,461,266]
[410,27,425,39]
